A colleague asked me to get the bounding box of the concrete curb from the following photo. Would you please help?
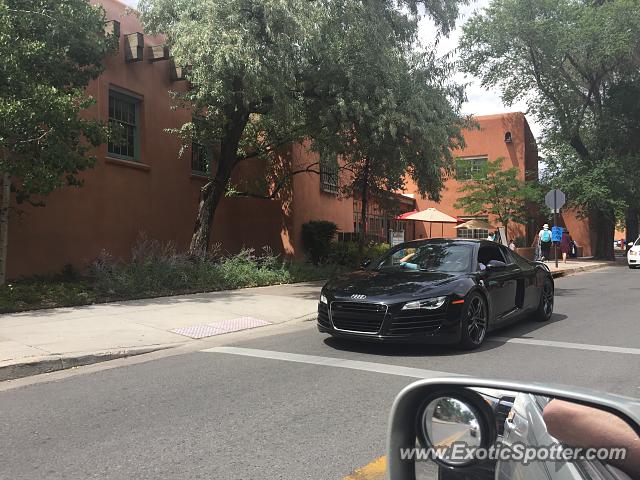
[550,263,609,279]
[0,344,182,382]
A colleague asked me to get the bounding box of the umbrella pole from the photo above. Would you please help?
[429,223,432,238]
[441,222,444,237]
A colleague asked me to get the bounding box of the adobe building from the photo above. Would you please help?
[6,0,590,278]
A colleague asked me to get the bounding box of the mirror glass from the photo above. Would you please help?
[414,388,640,480]
[422,396,482,466]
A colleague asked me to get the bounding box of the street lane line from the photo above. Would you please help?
[343,456,386,480]
[491,337,640,355]
[200,347,462,378]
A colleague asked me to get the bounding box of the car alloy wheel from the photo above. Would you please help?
[460,294,488,349]
[542,280,554,319]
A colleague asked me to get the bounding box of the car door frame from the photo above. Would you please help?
[477,243,519,324]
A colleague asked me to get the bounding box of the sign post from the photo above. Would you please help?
[544,189,566,268]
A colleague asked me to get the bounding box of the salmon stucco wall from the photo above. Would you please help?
[6,0,287,278]
[289,142,354,258]
[404,113,536,243]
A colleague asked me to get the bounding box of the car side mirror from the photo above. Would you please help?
[360,259,371,269]
[486,260,507,270]
[387,378,640,480]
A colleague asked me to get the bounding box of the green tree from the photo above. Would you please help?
[0,0,117,283]
[459,0,640,259]
[139,0,466,255]
[454,158,537,238]
[301,0,467,250]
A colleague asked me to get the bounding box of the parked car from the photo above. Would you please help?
[627,236,640,269]
[317,239,554,349]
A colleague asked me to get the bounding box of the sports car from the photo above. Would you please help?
[317,239,554,349]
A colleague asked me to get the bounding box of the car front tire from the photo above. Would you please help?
[459,292,488,350]
[532,277,554,322]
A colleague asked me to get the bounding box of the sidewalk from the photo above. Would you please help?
[0,258,612,381]
[0,281,323,381]
[544,257,612,278]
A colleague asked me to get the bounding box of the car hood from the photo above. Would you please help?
[323,269,463,303]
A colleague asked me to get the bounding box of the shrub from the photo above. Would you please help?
[301,221,338,264]
[327,241,391,268]
[88,239,297,298]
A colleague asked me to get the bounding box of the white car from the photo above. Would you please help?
[628,236,640,269]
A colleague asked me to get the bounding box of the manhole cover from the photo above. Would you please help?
[170,317,272,339]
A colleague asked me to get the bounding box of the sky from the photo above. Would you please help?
[120,0,540,140]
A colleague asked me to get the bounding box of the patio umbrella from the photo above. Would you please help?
[404,207,458,238]
[454,219,493,231]
[394,210,418,220]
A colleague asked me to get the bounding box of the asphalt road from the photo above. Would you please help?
[1,265,639,480]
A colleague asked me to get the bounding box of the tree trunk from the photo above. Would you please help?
[625,205,639,244]
[0,171,10,285]
[189,107,248,255]
[359,158,370,253]
[591,208,615,260]
[189,173,231,255]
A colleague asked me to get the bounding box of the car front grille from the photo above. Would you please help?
[387,311,444,336]
[330,302,387,333]
[317,303,331,328]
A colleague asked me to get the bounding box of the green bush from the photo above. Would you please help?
[88,239,297,298]
[327,241,390,268]
[0,239,350,313]
[301,221,338,264]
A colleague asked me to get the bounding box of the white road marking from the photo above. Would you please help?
[491,337,640,355]
[200,346,461,378]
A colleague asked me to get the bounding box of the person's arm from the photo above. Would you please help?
[543,399,640,475]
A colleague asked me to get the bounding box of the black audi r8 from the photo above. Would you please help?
[317,239,554,349]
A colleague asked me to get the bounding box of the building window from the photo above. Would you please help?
[456,156,487,181]
[320,158,339,194]
[191,142,211,175]
[456,216,489,239]
[108,90,140,161]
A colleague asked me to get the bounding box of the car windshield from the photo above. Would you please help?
[374,243,473,273]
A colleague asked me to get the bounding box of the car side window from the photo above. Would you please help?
[477,245,506,269]
[501,247,516,265]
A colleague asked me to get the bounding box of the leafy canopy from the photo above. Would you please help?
[139,0,467,196]
[0,0,117,203]
[454,157,537,231]
[458,0,640,256]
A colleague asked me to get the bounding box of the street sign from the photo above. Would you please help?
[544,189,566,267]
[390,230,405,246]
[545,189,566,213]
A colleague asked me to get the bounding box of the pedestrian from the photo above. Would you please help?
[560,229,571,263]
[570,238,578,258]
[509,239,516,251]
[538,224,552,261]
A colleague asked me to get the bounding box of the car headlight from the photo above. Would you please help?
[630,251,638,257]
[320,294,328,305]
[401,296,447,310]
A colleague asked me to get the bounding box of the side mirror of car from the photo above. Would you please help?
[360,259,371,269]
[486,260,507,270]
[387,378,640,480]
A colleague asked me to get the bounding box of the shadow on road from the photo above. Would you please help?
[322,312,569,358]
